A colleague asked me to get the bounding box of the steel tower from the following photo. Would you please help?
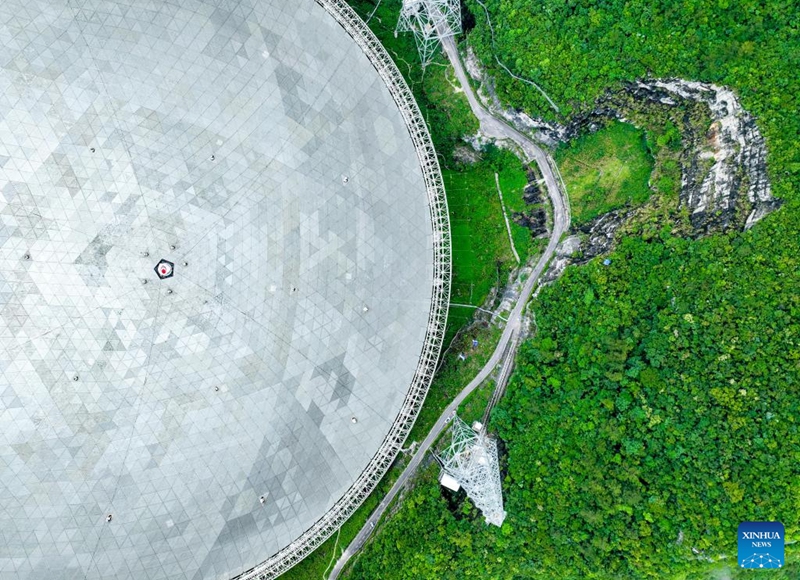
[395,0,462,67]
[436,415,506,526]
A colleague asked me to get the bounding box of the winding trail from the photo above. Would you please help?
[326,34,570,580]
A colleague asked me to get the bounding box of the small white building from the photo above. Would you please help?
[438,472,461,492]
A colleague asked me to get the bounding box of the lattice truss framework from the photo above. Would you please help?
[437,416,506,527]
[396,0,462,67]
[232,1,452,578]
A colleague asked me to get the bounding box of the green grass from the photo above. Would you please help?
[446,166,507,302]
[556,121,655,225]
[496,158,534,261]
[408,321,502,443]
[446,148,530,314]
[280,484,396,580]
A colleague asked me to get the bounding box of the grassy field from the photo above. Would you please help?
[445,148,532,338]
[495,153,535,262]
[408,321,502,443]
[556,121,654,225]
[456,376,495,426]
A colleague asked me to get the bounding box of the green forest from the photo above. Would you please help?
[338,0,800,578]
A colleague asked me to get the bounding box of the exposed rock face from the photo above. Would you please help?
[513,208,547,237]
[556,79,780,237]
[453,144,482,164]
[512,168,548,238]
[541,235,582,287]
[573,209,633,264]
[544,209,637,270]
[462,45,781,282]
[521,170,544,204]
[628,80,779,233]
[555,80,782,265]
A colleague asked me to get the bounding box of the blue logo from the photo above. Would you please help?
[738,521,784,569]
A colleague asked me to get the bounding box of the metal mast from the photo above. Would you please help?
[395,0,462,68]
[436,416,506,527]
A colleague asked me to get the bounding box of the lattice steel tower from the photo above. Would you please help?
[395,0,462,68]
[436,416,506,526]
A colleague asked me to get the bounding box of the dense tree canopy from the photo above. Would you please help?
[488,228,800,577]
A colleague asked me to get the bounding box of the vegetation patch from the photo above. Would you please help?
[556,121,654,226]
[446,146,532,335]
[409,319,503,443]
[344,231,800,580]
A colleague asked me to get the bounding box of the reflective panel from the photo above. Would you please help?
[0,1,435,578]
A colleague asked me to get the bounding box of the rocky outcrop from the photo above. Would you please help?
[627,80,779,233]
[557,79,780,236]
[511,168,548,238]
[512,208,547,238]
[553,80,782,265]
[541,208,634,275]
[573,209,634,264]
[462,46,781,282]
[521,170,544,204]
[540,235,582,287]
